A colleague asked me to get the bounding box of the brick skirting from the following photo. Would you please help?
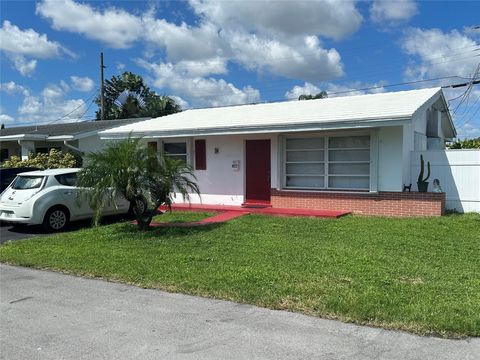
[270,189,445,217]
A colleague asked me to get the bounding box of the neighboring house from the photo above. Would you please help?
[100,87,456,217]
[0,118,150,161]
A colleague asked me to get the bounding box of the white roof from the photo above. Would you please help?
[18,168,81,176]
[101,87,446,138]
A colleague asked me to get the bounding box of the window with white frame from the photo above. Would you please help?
[163,142,188,163]
[284,135,370,190]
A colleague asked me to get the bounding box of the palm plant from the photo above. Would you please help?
[77,137,199,229]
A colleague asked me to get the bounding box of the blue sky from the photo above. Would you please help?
[1,0,479,138]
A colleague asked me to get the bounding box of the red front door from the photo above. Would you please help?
[245,139,271,203]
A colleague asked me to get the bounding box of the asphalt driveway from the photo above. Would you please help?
[1,264,478,360]
[0,223,48,244]
[0,215,131,244]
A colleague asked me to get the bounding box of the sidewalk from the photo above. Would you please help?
[1,264,478,360]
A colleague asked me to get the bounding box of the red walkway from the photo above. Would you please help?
[162,203,349,218]
[149,210,249,228]
[152,203,350,228]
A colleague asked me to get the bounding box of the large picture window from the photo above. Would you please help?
[284,135,370,190]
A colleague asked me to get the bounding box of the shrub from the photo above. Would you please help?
[447,137,480,149]
[1,149,80,169]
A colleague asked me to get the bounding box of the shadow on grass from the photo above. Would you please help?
[117,220,226,237]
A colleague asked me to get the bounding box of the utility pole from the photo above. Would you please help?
[100,52,105,121]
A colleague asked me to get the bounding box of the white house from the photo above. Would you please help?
[100,88,456,217]
[0,118,149,162]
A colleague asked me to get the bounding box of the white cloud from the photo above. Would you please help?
[0,81,29,96]
[401,27,480,139]
[463,25,480,38]
[142,16,226,62]
[37,0,351,82]
[0,114,15,124]
[285,81,388,100]
[70,76,95,92]
[323,81,388,97]
[170,95,190,110]
[145,57,228,79]
[17,83,86,124]
[142,15,344,81]
[456,122,480,139]
[370,0,418,24]
[285,82,322,99]
[7,55,37,77]
[36,0,144,49]
[189,0,362,41]
[137,59,260,107]
[0,20,64,58]
[230,32,343,81]
[0,20,73,76]
[401,28,479,82]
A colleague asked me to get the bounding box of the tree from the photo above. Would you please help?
[95,72,181,120]
[77,137,199,230]
[447,137,480,149]
[298,91,328,100]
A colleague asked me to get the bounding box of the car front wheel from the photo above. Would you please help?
[43,206,70,232]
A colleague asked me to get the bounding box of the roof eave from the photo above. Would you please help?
[46,135,75,141]
[100,117,411,139]
[0,134,48,141]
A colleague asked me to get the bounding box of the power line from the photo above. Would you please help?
[76,90,100,121]
[451,62,480,114]
[45,90,99,125]
[146,54,479,101]
[180,75,476,111]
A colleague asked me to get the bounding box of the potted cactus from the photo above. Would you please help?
[417,154,430,192]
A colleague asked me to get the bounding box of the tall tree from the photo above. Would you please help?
[298,91,328,100]
[95,72,181,120]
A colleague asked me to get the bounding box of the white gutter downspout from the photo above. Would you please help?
[63,140,84,155]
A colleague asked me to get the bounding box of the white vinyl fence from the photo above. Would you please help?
[411,150,480,213]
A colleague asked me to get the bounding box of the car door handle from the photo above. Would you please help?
[64,191,73,195]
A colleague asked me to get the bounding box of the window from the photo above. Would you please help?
[284,135,370,191]
[12,176,45,190]
[55,172,78,187]
[194,139,206,170]
[327,136,370,190]
[163,142,187,163]
[285,137,325,189]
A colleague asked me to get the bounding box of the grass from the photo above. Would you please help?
[1,212,479,338]
[152,210,216,223]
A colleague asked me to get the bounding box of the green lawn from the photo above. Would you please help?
[152,210,216,223]
[1,212,479,338]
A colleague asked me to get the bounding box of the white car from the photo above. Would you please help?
[0,168,130,231]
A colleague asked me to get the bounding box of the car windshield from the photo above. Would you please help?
[11,176,44,190]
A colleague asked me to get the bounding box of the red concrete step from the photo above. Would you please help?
[241,203,272,209]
